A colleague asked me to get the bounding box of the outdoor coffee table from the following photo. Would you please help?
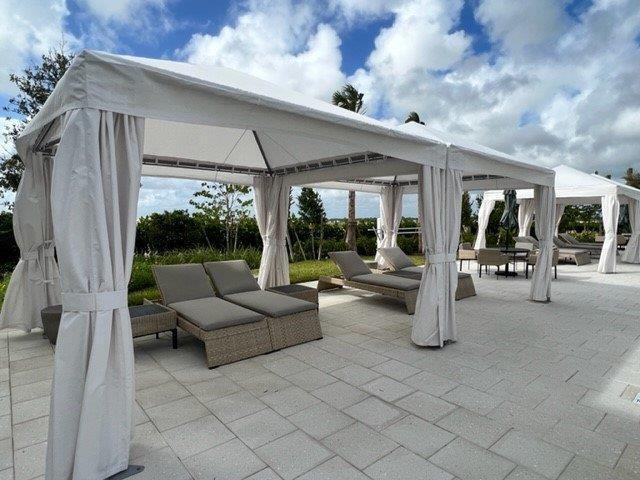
[41,303,178,348]
[267,284,318,304]
[497,247,530,276]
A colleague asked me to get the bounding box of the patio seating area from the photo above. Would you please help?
[3,261,640,480]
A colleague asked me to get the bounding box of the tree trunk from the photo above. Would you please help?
[292,226,306,261]
[317,223,324,260]
[345,190,357,251]
[310,227,316,259]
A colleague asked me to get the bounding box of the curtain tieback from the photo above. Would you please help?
[62,290,128,312]
[263,235,286,247]
[427,253,456,264]
[22,241,56,284]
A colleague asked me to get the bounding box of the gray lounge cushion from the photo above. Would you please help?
[169,297,264,331]
[204,260,261,296]
[378,247,415,270]
[153,263,216,305]
[223,290,316,317]
[400,265,423,275]
[329,251,371,280]
[351,273,420,291]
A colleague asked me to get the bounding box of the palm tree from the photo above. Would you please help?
[332,84,365,251]
[405,111,425,124]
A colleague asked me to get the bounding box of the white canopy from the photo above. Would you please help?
[2,49,556,480]
[481,164,640,272]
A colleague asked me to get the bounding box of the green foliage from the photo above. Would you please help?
[558,205,602,234]
[460,191,475,236]
[331,84,364,113]
[189,183,253,251]
[623,168,640,189]
[404,112,425,124]
[2,47,74,196]
[295,187,327,259]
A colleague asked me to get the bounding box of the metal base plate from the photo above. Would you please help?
[495,271,517,277]
[107,465,144,479]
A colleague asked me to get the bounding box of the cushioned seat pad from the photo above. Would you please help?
[378,247,415,270]
[351,273,420,291]
[400,265,423,274]
[169,297,264,331]
[223,290,316,317]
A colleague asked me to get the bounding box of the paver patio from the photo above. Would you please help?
[1,260,640,479]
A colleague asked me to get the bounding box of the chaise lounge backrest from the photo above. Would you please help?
[378,247,415,270]
[204,260,261,296]
[328,251,372,280]
[152,263,216,305]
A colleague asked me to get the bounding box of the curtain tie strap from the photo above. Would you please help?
[62,290,128,312]
[427,253,456,264]
[21,251,39,261]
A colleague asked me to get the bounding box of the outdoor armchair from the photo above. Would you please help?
[476,249,510,278]
[457,242,477,269]
[204,260,321,349]
[152,263,272,368]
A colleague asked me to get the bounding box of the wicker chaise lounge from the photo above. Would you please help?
[378,246,476,300]
[203,260,322,350]
[517,236,590,266]
[152,263,272,368]
[319,251,420,314]
[558,233,604,255]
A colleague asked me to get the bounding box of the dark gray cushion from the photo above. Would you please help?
[204,260,261,296]
[169,297,264,331]
[328,251,371,280]
[224,290,316,317]
[400,265,424,275]
[351,273,420,291]
[378,247,415,270]
[152,264,216,305]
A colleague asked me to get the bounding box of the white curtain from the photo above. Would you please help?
[0,150,60,331]
[46,109,143,480]
[375,185,403,268]
[254,175,290,289]
[622,199,640,263]
[598,194,620,273]
[530,185,556,302]
[554,204,566,236]
[517,198,534,237]
[474,198,495,249]
[412,163,462,347]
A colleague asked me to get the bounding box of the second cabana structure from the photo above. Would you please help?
[0,50,555,480]
[477,164,640,274]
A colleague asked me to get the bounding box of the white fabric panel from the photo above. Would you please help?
[622,200,640,263]
[474,198,496,249]
[46,109,143,479]
[530,185,556,302]
[597,194,620,274]
[144,119,265,169]
[517,198,535,237]
[141,164,254,185]
[0,151,60,331]
[412,164,462,347]
[554,204,566,236]
[375,185,403,268]
[254,176,290,288]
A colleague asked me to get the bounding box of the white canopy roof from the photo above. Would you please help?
[484,165,640,205]
[20,50,554,189]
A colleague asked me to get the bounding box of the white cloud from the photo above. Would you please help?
[0,0,76,94]
[77,0,166,23]
[178,0,346,100]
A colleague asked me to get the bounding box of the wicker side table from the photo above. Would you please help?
[41,303,178,348]
[267,284,318,304]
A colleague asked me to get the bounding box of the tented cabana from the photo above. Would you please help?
[0,50,555,480]
[478,164,640,274]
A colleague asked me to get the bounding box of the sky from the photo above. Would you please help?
[1,0,639,218]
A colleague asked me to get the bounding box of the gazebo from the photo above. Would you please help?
[476,164,640,273]
[0,50,556,479]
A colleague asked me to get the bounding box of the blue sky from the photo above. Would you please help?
[1,0,639,218]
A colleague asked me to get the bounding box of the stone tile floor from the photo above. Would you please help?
[2,259,640,479]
